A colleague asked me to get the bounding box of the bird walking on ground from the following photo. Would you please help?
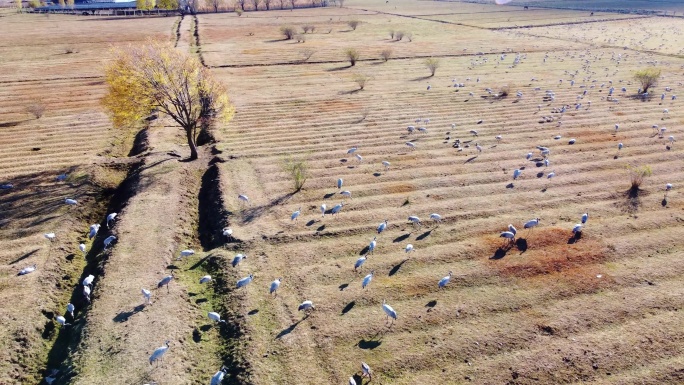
[524,218,540,232]
[382,299,397,327]
[66,303,75,318]
[237,274,254,288]
[438,271,453,289]
[320,204,327,218]
[362,270,374,289]
[377,220,388,234]
[232,253,247,267]
[382,161,390,170]
[200,275,212,284]
[291,207,301,222]
[270,278,281,296]
[337,178,343,189]
[88,224,100,240]
[500,231,516,245]
[361,362,373,381]
[142,288,152,304]
[341,190,352,199]
[298,300,315,314]
[238,194,250,205]
[331,202,344,217]
[513,169,522,180]
[211,367,228,385]
[368,237,377,254]
[430,213,442,223]
[45,233,56,242]
[223,227,233,240]
[178,249,195,260]
[157,273,175,293]
[64,198,78,206]
[83,286,91,302]
[408,216,421,227]
[79,243,86,256]
[18,264,37,276]
[103,235,116,250]
[83,274,94,287]
[56,315,70,327]
[405,244,414,253]
[354,254,368,271]
[208,312,226,323]
[106,213,117,228]
[149,341,170,366]
[406,141,416,150]
[581,212,589,224]
[572,223,583,235]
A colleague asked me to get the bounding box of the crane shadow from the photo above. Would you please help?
[465,156,478,163]
[188,255,212,270]
[426,300,437,308]
[113,304,145,323]
[389,259,408,276]
[248,309,259,316]
[416,230,432,241]
[393,233,410,243]
[339,283,349,291]
[341,300,356,315]
[305,219,316,227]
[490,247,509,260]
[357,338,382,350]
[10,248,39,264]
[359,246,370,255]
[241,192,294,224]
[516,238,528,253]
[276,317,307,339]
[567,232,582,244]
[323,192,335,199]
[316,224,326,232]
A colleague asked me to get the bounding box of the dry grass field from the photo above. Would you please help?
[1,0,684,384]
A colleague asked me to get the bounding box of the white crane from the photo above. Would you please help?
[56,173,68,182]
[106,213,117,228]
[331,202,344,217]
[270,278,281,296]
[470,130,478,136]
[223,228,233,240]
[355,154,363,162]
[349,377,357,385]
[668,136,676,145]
[615,123,619,131]
[142,288,152,304]
[361,362,373,381]
[149,341,170,366]
[232,253,247,267]
[200,275,212,284]
[211,367,228,385]
[88,224,100,240]
[524,218,540,230]
[18,264,36,276]
[340,191,352,199]
[354,255,368,271]
[572,224,583,234]
[430,213,442,223]
[83,274,94,287]
[666,183,673,191]
[298,300,315,314]
[377,220,388,234]
[238,194,250,205]
[65,198,78,205]
[526,152,533,160]
[581,212,589,224]
[179,249,195,259]
[475,143,482,153]
[500,231,516,243]
[438,271,453,289]
[513,169,522,180]
[406,142,416,150]
[508,224,517,235]
[347,147,358,154]
[208,312,226,323]
[291,207,302,222]
[83,285,91,302]
[547,171,556,179]
[103,235,116,250]
[44,370,59,385]
[408,216,421,226]
[569,138,576,144]
[237,274,254,288]
[418,127,428,134]
[544,159,550,168]
[407,126,415,134]
[618,143,623,150]
[56,315,70,327]
[382,161,391,170]
[368,237,377,254]
[157,274,175,292]
[66,303,75,318]
[320,204,327,217]
[337,178,343,189]
[44,233,56,242]
[495,135,502,142]
[79,243,86,256]
[362,270,374,289]
[361,361,373,382]
[405,244,414,253]
[382,299,397,326]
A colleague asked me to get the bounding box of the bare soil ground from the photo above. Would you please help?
[201,0,684,383]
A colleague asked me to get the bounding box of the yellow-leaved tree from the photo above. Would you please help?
[157,0,178,9]
[102,41,233,160]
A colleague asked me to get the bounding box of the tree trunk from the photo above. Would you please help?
[186,127,199,160]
